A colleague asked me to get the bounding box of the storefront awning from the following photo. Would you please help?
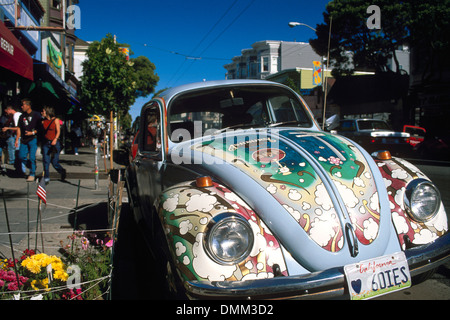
[28,81,60,99]
[0,21,34,81]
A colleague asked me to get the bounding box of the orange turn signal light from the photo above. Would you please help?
[196,176,213,188]
[376,150,392,160]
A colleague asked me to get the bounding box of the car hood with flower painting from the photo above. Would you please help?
[123,80,450,300]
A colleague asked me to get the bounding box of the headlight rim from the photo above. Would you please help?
[404,178,441,223]
[203,212,254,266]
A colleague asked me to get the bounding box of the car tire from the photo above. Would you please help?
[412,268,436,285]
[153,214,187,300]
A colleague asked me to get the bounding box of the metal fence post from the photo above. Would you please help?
[94,143,99,190]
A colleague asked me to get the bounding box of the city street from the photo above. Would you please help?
[1,0,449,303]
[112,159,450,300]
[0,148,448,300]
[0,148,112,261]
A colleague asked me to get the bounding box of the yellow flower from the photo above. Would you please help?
[21,258,41,274]
[54,269,69,282]
[22,253,68,278]
[31,279,50,291]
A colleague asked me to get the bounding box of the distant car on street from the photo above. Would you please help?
[403,125,426,147]
[335,119,413,156]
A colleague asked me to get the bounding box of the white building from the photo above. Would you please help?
[224,40,323,80]
[73,37,90,80]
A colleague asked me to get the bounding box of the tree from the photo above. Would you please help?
[80,34,159,168]
[80,34,136,117]
[310,0,450,78]
[310,0,409,77]
[131,56,159,98]
[407,0,450,82]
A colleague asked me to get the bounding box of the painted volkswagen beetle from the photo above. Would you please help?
[123,80,449,300]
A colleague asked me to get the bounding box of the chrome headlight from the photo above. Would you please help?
[404,178,441,222]
[204,213,254,265]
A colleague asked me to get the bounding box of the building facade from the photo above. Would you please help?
[224,41,411,123]
[224,40,333,119]
[0,0,80,116]
[0,0,44,108]
[224,41,326,85]
[32,0,80,114]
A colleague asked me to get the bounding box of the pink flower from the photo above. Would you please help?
[105,239,113,248]
[7,281,18,291]
[81,237,90,250]
[328,156,343,165]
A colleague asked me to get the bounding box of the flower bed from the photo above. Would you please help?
[0,231,112,300]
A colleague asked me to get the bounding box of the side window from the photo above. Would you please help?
[143,106,161,152]
[339,121,356,132]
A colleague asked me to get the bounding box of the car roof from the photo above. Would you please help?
[158,79,283,104]
[341,119,385,122]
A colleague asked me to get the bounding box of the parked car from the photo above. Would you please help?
[117,80,449,300]
[403,125,426,147]
[334,119,413,157]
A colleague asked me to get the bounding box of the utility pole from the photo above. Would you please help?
[322,16,332,130]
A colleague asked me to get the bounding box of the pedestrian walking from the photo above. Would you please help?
[2,105,21,170]
[0,112,9,174]
[41,106,66,183]
[70,122,82,155]
[18,98,42,182]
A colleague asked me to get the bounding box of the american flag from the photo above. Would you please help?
[36,178,47,204]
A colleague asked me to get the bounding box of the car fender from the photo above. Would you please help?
[157,180,288,282]
[374,156,448,248]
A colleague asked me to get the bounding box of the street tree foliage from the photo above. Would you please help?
[80,34,159,118]
[131,56,159,98]
[310,0,450,78]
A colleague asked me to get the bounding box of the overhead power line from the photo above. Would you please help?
[168,0,257,87]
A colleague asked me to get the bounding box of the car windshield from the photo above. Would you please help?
[357,120,391,130]
[168,85,313,142]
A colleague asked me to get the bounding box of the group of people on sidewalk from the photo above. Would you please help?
[0,99,66,183]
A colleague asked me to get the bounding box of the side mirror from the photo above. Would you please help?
[325,114,340,131]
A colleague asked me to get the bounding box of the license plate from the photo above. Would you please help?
[382,138,399,144]
[344,252,411,300]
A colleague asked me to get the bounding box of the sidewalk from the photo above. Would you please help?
[1,145,118,186]
[0,146,125,259]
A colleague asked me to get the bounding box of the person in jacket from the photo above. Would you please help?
[2,105,21,171]
[41,106,66,183]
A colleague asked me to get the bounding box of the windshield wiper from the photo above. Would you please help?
[213,123,264,134]
[269,120,308,127]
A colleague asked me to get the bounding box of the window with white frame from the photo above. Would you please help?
[262,56,269,72]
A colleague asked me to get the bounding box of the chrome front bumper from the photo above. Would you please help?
[184,232,450,300]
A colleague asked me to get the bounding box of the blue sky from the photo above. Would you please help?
[76,0,331,121]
